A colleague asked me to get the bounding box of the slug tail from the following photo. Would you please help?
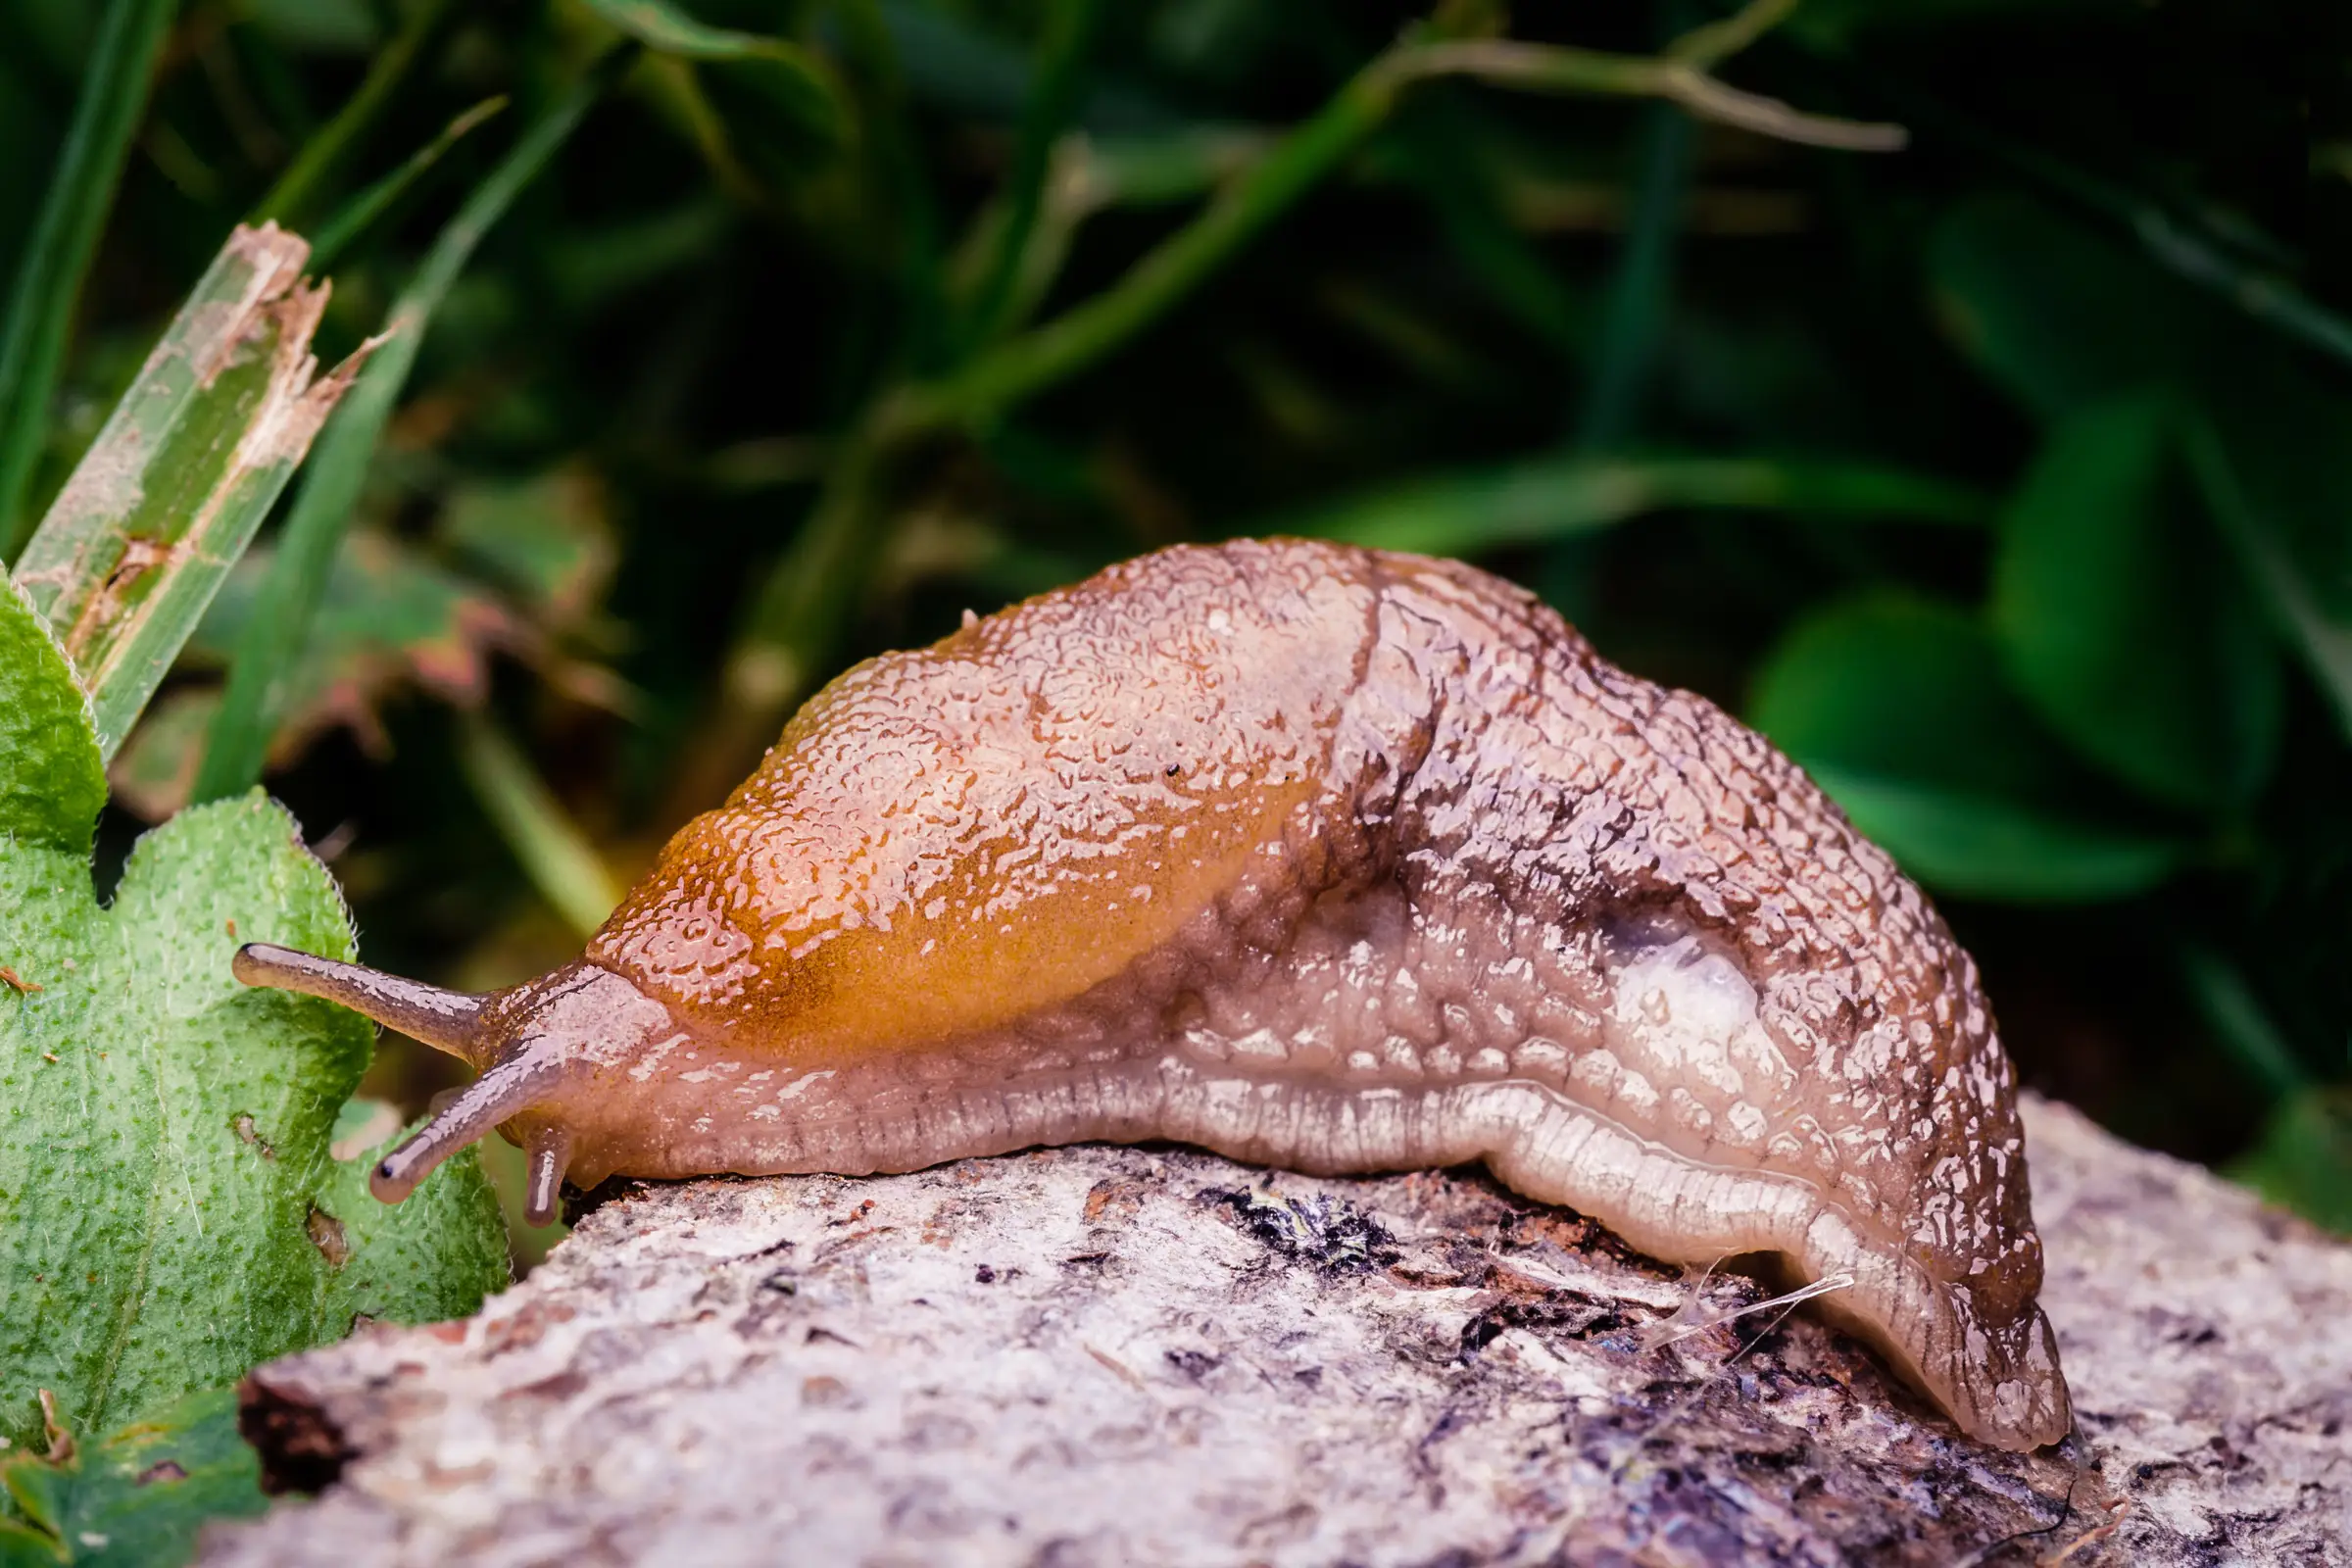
[369,1036,571,1203]
[233,943,487,1063]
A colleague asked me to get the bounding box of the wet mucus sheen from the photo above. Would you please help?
[234,538,2072,1450]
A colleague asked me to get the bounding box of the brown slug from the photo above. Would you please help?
[234,539,2070,1451]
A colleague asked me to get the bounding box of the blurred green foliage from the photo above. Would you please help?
[1,0,2344,1258]
[0,1389,267,1567]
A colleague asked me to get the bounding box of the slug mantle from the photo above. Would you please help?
[234,538,2070,1450]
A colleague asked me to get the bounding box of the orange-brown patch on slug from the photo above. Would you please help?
[589,599,1354,1069]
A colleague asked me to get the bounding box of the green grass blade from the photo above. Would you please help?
[309,96,510,271]
[250,0,462,229]
[956,0,1105,352]
[579,0,842,137]
[0,0,179,560]
[456,712,619,938]
[191,49,632,807]
[1286,452,1989,556]
[584,0,808,60]
[918,53,1398,428]
[2178,944,2311,1101]
[11,224,366,761]
[1574,98,1693,448]
[1387,99,1586,359]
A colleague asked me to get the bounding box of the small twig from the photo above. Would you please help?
[1663,66,1905,151]
[1083,1342,1150,1394]
[2039,1498,2129,1566]
[1389,41,1906,153]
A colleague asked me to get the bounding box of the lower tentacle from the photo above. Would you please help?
[523,1127,574,1227]
[371,1036,573,1202]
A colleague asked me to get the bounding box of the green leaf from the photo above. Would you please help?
[1931,196,2352,750]
[9,225,368,761]
[1928,194,2204,422]
[314,1110,515,1330]
[1792,766,2184,904]
[1749,594,2182,902]
[1289,452,1988,557]
[1991,392,2280,812]
[0,1388,266,1568]
[0,578,509,1454]
[0,576,103,855]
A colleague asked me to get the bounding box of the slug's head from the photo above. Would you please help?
[231,943,683,1225]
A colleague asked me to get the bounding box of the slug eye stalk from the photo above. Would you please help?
[232,944,490,1063]
[368,1034,574,1204]
[234,943,679,1215]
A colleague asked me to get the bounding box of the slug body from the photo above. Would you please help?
[236,540,2069,1450]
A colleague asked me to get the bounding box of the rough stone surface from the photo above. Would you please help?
[203,1098,2351,1566]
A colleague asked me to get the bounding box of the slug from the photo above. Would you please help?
[234,539,2070,1451]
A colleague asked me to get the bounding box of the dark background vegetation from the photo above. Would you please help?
[3,0,2346,1239]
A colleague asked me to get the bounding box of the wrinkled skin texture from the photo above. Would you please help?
[244,540,2071,1450]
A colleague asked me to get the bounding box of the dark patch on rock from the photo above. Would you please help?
[1204,1184,1399,1274]
[237,1374,350,1496]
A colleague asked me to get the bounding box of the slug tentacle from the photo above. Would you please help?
[360,962,684,1202]
[369,1034,575,1202]
[231,944,487,1063]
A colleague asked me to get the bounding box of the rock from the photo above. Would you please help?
[201,1098,2351,1566]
